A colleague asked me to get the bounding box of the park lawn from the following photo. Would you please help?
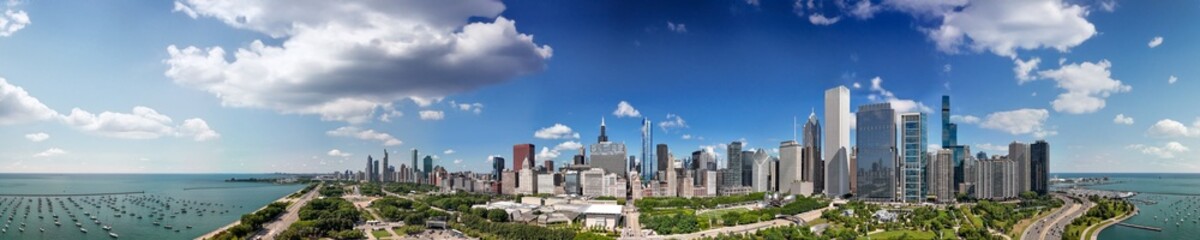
[372,229,393,239]
[867,230,936,240]
[940,229,957,239]
[697,207,749,218]
[806,217,828,226]
[961,207,984,228]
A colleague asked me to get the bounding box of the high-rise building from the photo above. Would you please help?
[856,103,897,201]
[423,155,433,175]
[642,117,655,182]
[411,149,419,179]
[977,156,1017,200]
[930,149,954,203]
[492,156,505,181]
[900,113,927,203]
[803,112,824,194]
[513,144,534,171]
[656,144,669,175]
[591,118,628,178]
[599,117,609,143]
[544,160,555,173]
[366,155,375,182]
[1030,140,1050,195]
[824,86,851,197]
[751,149,771,192]
[374,159,381,183]
[383,149,390,182]
[1009,142,1030,193]
[942,95,968,194]
[724,141,743,187]
[779,140,803,194]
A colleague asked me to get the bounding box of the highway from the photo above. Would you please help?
[257,182,323,240]
[1023,193,1092,240]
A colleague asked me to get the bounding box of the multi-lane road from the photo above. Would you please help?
[258,182,323,240]
[1022,193,1093,240]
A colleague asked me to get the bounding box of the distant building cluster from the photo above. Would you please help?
[328,86,1052,203]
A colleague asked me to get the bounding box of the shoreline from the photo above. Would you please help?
[193,183,311,240]
[1086,204,1137,240]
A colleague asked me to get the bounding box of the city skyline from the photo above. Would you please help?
[2,0,1198,174]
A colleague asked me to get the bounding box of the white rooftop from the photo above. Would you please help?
[582,204,623,215]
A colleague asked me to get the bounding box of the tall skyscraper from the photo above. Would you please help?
[751,149,771,192]
[382,149,390,182]
[856,103,897,201]
[642,117,654,182]
[824,86,850,197]
[492,156,505,182]
[374,158,381,183]
[544,160,555,173]
[742,150,754,187]
[779,140,802,194]
[900,113,927,203]
[590,118,628,178]
[411,149,419,177]
[656,144,669,174]
[1009,142,1030,193]
[1030,140,1050,195]
[365,155,374,182]
[930,149,953,203]
[803,112,824,194]
[423,155,433,175]
[724,141,744,187]
[513,144,534,171]
[942,95,966,194]
[599,117,609,143]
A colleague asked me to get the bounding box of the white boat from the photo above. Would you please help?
[80,227,87,233]
[109,232,119,238]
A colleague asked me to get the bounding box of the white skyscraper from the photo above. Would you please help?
[824,86,851,197]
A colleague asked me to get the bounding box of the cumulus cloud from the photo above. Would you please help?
[62,107,220,141]
[613,101,641,118]
[327,149,352,157]
[848,0,880,20]
[1148,36,1163,48]
[658,114,688,132]
[536,147,559,160]
[1014,57,1041,84]
[666,21,687,33]
[0,78,58,125]
[326,126,402,146]
[24,132,48,142]
[950,115,980,124]
[927,0,1095,57]
[973,143,1009,153]
[1128,142,1189,159]
[449,100,484,114]
[418,110,444,120]
[883,0,968,17]
[1037,60,1130,114]
[165,0,552,124]
[443,149,455,155]
[33,148,66,158]
[553,141,583,151]
[1099,0,1117,12]
[0,3,31,37]
[534,123,579,139]
[1113,114,1133,125]
[980,108,1056,137]
[808,13,841,25]
[866,77,932,113]
[1169,75,1178,85]
[1146,119,1200,138]
[682,134,693,140]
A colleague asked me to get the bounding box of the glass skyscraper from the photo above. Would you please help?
[900,113,927,202]
[642,117,655,183]
[856,103,896,201]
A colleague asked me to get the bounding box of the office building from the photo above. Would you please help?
[825,86,851,197]
[1009,142,1030,193]
[751,149,772,192]
[656,144,669,177]
[724,141,743,187]
[591,118,628,178]
[544,160,555,173]
[900,113,927,203]
[930,149,954,203]
[977,156,1017,200]
[514,144,535,171]
[365,155,374,182]
[1031,140,1050,195]
[803,112,824,194]
[779,140,804,194]
[741,150,754,187]
[642,117,655,182]
[856,103,897,201]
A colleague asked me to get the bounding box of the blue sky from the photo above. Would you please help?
[1,0,1198,173]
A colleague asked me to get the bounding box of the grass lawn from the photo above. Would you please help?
[372,229,393,238]
[806,217,828,226]
[961,208,984,228]
[867,230,936,240]
[697,207,748,218]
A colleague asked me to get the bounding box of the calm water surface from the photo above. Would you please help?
[1056,173,1200,240]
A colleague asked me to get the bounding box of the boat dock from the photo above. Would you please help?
[1115,222,1163,232]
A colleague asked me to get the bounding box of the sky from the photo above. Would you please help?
[1,0,1198,174]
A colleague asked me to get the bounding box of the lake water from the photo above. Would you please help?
[1055,173,1200,240]
[0,174,305,240]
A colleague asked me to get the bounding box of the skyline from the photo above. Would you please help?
[2,0,1199,173]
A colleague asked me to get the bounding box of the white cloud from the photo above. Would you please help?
[666,21,687,33]
[613,101,641,118]
[536,147,559,160]
[1014,57,1041,84]
[443,149,455,155]
[23,132,48,142]
[1148,36,1163,48]
[62,106,219,141]
[808,13,841,25]
[1169,75,1178,85]
[973,143,1008,153]
[848,0,880,20]
[1099,0,1117,12]
[1037,60,1130,114]
[165,0,551,124]
[326,126,402,146]
[1146,119,1199,138]
[927,0,1095,57]
[943,64,952,72]
[1113,114,1134,125]
[867,77,932,113]
[33,148,66,158]
[883,0,968,17]
[327,149,352,157]
[534,123,580,139]
[553,141,583,152]
[1128,142,1189,159]
[852,82,862,89]
[980,108,1055,137]
[950,115,980,124]
[682,134,693,140]
[377,107,403,122]
[0,4,31,37]
[418,110,444,120]
[0,78,59,125]
[658,114,688,132]
[450,100,484,114]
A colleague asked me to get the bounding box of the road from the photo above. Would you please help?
[621,199,643,239]
[1023,194,1092,240]
[257,182,323,240]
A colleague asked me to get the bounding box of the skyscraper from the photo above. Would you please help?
[930,149,953,203]
[856,103,897,201]
[383,149,390,182]
[513,144,534,171]
[751,149,771,192]
[656,144,669,175]
[365,155,374,182]
[423,155,433,175]
[411,149,419,179]
[1030,140,1050,195]
[374,158,381,183]
[642,117,655,182]
[824,86,850,197]
[1009,142,1030,193]
[724,141,743,187]
[492,156,505,182]
[942,95,966,194]
[742,150,754,187]
[590,118,628,178]
[803,112,824,194]
[900,113,927,203]
[779,140,802,194]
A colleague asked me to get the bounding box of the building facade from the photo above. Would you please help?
[900,113,927,203]
[1031,140,1050,195]
[856,103,897,201]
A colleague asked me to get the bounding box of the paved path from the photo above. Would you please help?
[258,182,323,240]
[621,200,643,239]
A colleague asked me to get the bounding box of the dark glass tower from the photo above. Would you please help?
[856,103,897,201]
[1031,140,1050,195]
